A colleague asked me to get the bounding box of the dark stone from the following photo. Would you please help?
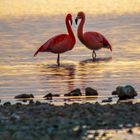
[3,101,11,106]
[94,131,99,137]
[102,97,112,103]
[112,90,118,95]
[52,94,60,97]
[102,132,107,137]
[64,88,82,96]
[115,85,137,100]
[127,129,133,134]
[44,93,60,100]
[43,93,53,100]
[14,94,34,99]
[35,101,41,105]
[29,100,34,104]
[15,102,22,106]
[85,87,98,96]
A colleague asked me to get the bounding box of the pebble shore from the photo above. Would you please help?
[0,101,140,140]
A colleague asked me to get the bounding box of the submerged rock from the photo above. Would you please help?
[3,101,11,106]
[85,87,98,96]
[64,88,82,96]
[43,93,52,100]
[14,94,34,99]
[114,85,137,100]
[15,102,22,106]
[35,101,41,105]
[29,100,34,104]
[102,97,112,103]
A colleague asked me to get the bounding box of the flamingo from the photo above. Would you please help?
[75,11,112,60]
[34,13,76,66]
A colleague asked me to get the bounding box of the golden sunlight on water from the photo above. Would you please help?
[0,0,140,18]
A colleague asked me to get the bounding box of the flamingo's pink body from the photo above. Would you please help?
[34,14,75,66]
[75,11,112,60]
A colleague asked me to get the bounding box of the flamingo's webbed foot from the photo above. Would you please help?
[92,50,96,61]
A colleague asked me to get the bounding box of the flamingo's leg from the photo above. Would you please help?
[92,50,96,61]
[57,53,60,66]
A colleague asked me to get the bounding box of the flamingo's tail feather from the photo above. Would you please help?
[34,46,43,56]
[102,36,112,51]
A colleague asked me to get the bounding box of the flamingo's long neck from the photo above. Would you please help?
[66,18,75,44]
[77,17,85,44]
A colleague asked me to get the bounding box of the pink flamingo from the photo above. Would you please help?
[34,14,76,66]
[75,11,112,60]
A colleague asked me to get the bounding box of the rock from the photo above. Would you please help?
[15,102,22,106]
[14,94,34,99]
[3,101,11,106]
[85,87,98,96]
[10,113,20,122]
[52,94,60,97]
[127,129,133,134]
[64,88,82,96]
[94,131,99,137]
[29,100,34,104]
[44,93,60,100]
[114,85,137,100]
[112,90,118,95]
[102,97,112,103]
[35,101,41,105]
[43,93,52,100]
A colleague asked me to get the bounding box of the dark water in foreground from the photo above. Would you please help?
[0,14,140,102]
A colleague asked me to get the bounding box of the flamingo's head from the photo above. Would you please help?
[66,13,73,25]
[75,11,85,25]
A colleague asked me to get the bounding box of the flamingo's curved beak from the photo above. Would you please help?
[75,18,78,25]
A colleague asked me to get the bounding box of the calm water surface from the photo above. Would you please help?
[0,4,140,100]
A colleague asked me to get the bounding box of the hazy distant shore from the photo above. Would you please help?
[0,101,140,140]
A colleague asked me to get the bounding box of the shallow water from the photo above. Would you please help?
[0,4,140,100]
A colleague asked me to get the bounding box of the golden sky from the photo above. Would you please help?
[0,0,140,18]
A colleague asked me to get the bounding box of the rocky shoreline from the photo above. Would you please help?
[0,85,139,140]
[0,100,140,140]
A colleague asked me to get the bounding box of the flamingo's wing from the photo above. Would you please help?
[84,32,103,43]
[84,32,112,51]
[34,34,72,56]
[49,34,74,53]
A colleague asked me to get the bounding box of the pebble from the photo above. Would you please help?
[127,129,133,134]
[35,101,41,105]
[64,88,82,96]
[85,87,98,96]
[102,97,112,103]
[15,94,34,99]
[15,102,22,106]
[29,100,34,104]
[10,113,20,122]
[3,101,11,106]
[44,93,60,100]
